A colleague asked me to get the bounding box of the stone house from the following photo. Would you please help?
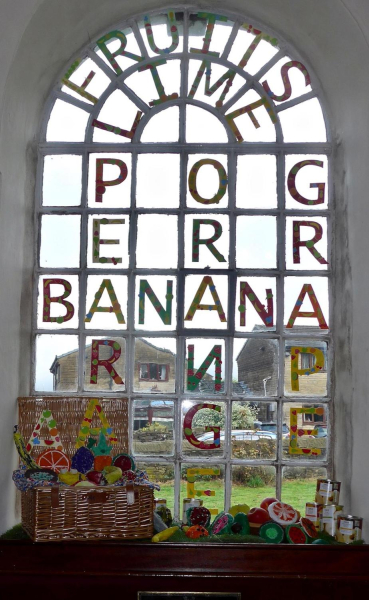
[50,338,177,393]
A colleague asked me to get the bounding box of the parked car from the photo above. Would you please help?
[197,429,276,443]
[313,426,327,438]
[254,421,289,435]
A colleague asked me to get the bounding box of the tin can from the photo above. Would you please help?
[336,515,363,544]
[319,505,344,537]
[154,498,167,509]
[182,498,203,524]
[305,502,323,528]
[315,479,341,505]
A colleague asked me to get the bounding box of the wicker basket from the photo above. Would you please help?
[21,484,154,542]
[17,397,154,542]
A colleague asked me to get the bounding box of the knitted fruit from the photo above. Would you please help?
[71,447,94,474]
[187,506,211,528]
[94,455,112,472]
[231,512,250,535]
[209,512,234,535]
[185,525,209,539]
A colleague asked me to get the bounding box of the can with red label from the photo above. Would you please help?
[336,515,363,544]
[315,479,341,505]
[305,502,323,528]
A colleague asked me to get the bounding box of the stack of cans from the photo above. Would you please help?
[305,479,363,542]
[305,479,342,537]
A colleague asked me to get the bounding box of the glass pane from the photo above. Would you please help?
[138,12,184,56]
[185,214,229,268]
[136,154,180,208]
[61,57,110,104]
[35,334,78,392]
[236,216,277,268]
[187,153,228,209]
[85,275,128,330]
[126,60,180,106]
[141,106,179,142]
[181,463,225,516]
[182,400,225,457]
[87,215,129,269]
[233,338,278,396]
[283,402,328,459]
[37,275,79,329]
[186,106,228,143]
[189,14,233,55]
[231,401,277,459]
[236,155,277,209]
[280,98,327,143]
[136,214,178,268]
[286,216,328,271]
[225,89,276,142]
[235,276,277,332]
[40,215,80,268]
[94,27,142,73]
[231,465,276,508]
[134,337,176,393]
[135,462,175,511]
[135,275,177,331]
[46,100,89,142]
[228,26,279,75]
[88,153,132,208]
[284,276,329,330]
[184,275,228,330]
[84,336,126,391]
[282,466,327,514]
[284,340,328,397]
[43,155,82,206]
[285,154,328,210]
[184,338,226,394]
[187,59,245,108]
[261,56,312,104]
[92,90,139,143]
[133,400,174,455]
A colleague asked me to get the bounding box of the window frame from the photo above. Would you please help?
[33,6,333,518]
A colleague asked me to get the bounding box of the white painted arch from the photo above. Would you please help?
[0,0,367,536]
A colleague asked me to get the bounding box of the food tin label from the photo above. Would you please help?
[306,506,317,517]
[315,480,341,505]
[340,519,353,531]
[336,515,363,543]
[320,519,337,537]
[322,505,343,519]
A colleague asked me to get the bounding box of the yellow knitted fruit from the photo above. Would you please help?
[103,465,122,484]
[151,526,179,543]
[58,471,85,485]
[229,503,250,517]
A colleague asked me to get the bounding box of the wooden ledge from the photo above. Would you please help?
[1,540,369,598]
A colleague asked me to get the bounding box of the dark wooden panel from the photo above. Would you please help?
[1,540,368,599]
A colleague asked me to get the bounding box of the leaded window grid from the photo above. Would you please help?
[32,6,333,516]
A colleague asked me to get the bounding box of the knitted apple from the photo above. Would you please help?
[247,507,270,534]
[260,497,278,511]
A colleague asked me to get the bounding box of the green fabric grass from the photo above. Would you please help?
[162,529,266,543]
[0,524,30,540]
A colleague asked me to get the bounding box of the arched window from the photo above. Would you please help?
[34,8,331,517]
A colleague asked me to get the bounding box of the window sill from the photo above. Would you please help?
[0,539,368,596]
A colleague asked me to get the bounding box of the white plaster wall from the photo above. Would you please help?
[0,0,368,537]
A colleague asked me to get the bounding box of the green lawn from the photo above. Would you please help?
[157,478,317,515]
